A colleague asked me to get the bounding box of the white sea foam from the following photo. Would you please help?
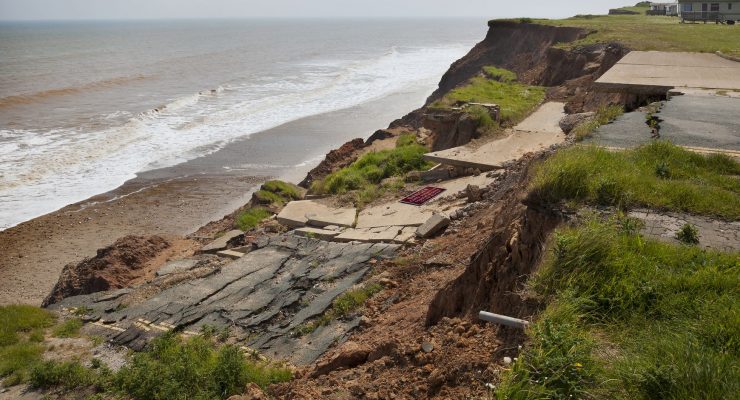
[0,44,470,230]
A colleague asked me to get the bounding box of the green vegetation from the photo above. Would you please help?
[29,334,292,398]
[530,141,740,219]
[236,207,273,231]
[0,305,56,386]
[395,132,417,147]
[532,4,740,57]
[482,66,517,83]
[676,223,700,245]
[433,72,545,124]
[52,318,82,338]
[113,334,291,398]
[296,283,384,336]
[261,180,302,201]
[311,136,431,206]
[496,219,739,399]
[466,104,498,133]
[571,104,624,141]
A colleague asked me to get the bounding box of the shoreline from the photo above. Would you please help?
[0,84,432,305]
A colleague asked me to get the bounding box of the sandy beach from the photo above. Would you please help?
[0,87,429,305]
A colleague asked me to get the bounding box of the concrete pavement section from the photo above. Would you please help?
[276,200,356,228]
[424,102,566,170]
[595,51,740,94]
[588,95,740,152]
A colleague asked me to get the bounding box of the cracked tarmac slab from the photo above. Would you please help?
[52,234,399,365]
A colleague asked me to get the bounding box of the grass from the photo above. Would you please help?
[296,283,384,336]
[482,66,517,82]
[530,141,740,219]
[261,180,302,201]
[311,136,431,206]
[28,333,292,398]
[235,207,273,231]
[0,305,56,386]
[52,318,83,338]
[496,218,740,399]
[432,72,546,124]
[531,5,740,57]
[571,104,624,141]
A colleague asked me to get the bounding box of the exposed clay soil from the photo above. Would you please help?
[274,153,553,399]
[43,234,198,306]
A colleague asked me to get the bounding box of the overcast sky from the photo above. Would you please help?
[0,0,636,21]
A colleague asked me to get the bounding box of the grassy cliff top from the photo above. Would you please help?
[516,5,740,56]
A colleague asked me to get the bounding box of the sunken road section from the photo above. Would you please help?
[51,234,398,365]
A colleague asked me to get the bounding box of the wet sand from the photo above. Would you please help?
[0,86,431,305]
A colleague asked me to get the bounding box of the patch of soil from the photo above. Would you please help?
[43,235,197,306]
[273,152,550,399]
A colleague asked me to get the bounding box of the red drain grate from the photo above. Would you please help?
[400,186,446,206]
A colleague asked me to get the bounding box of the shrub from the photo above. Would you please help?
[52,318,82,338]
[676,223,700,245]
[465,105,498,133]
[235,208,272,231]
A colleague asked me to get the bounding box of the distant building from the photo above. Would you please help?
[677,1,740,23]
[647,2,679,16]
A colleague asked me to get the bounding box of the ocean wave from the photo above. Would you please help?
[0,44,471,230]
[0,75,150,108]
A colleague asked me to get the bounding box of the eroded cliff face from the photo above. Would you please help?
[425,154,560,327]
[426,21,587,103]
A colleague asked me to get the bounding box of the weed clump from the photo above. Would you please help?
[52,318,82,338]
[571,104,624,141]
[676,223,700,245]
[235,207,272,231]
[296,283,384,336]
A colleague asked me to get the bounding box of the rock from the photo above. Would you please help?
[293,227,342,241]
[156,259,199,277]
[503,356,513,365]
[416,214,451,238]
[227,383,267,400]
[466,184,482,203]
[427,369,446,389]
[421,342,434,353]
[559,112,596,134]
[216,250,245,260]
[311,341,370,377]
[43,235,172,306]
[201,230,243,253]
[365,129,394,146]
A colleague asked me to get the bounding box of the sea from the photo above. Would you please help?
[0,19,485,230]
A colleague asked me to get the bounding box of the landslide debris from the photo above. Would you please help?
[43,235,195,306]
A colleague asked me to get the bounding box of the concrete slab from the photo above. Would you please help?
[200,230,243,253]
[277,200,356,228]
[588,95,740,152]
[156,259,200,277]
[335,226,406,244]
[293,227,342,241]
[416,214,451,238]
[595,51,740,94]
[393,227,418,244]
[217,250,245,260]
[424,129,566,171]
[513,102,566,134]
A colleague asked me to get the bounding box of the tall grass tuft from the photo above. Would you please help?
[497,218,740,399]
[530,141,740,219]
